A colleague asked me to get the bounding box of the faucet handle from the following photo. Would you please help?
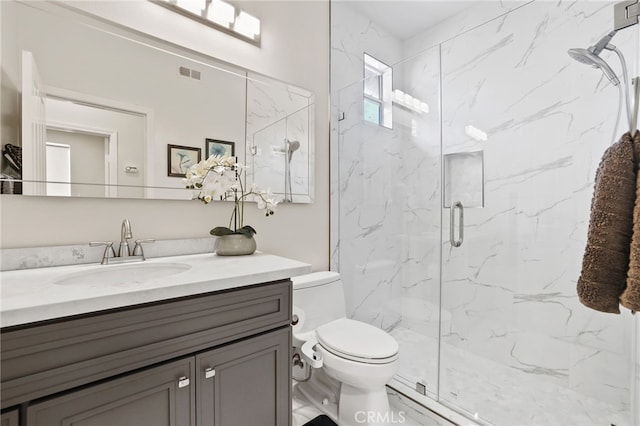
[133,239,155,260]
[90,241,116,265]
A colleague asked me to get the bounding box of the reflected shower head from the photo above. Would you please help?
[286,140,300,162]
[287,140,300,152]
[567,30,620,86]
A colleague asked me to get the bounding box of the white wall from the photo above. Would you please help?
[0,0,330,271]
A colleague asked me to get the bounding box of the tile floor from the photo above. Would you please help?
[389,326,631,426]
[292,382,452,426]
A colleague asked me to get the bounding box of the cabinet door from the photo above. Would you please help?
[26,357,195,426]
[197,327,291,426]
[1,409,19,426]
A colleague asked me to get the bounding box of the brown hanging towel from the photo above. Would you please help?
[577,132,640,314]
[622,130,640,312]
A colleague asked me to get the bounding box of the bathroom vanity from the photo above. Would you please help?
[0,253,310,426]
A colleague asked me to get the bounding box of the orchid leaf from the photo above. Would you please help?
[236,225,257,237]
[210,226,234,236]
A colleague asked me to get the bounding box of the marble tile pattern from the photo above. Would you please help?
[246,79,312,200]
[0,237,216,271]
[332,0,639,425]
[329,2,405,273]
[390,326,631,426]
[250,105,311,197]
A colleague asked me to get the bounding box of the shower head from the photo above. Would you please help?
[567,30,620,86]
[567,47,620,86]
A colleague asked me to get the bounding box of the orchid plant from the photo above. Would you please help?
[184,155,277,238]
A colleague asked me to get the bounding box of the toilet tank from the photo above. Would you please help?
[291,271,346,334]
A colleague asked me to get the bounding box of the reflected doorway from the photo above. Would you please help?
[45,128,113,197]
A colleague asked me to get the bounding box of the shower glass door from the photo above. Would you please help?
[437,1,637,425]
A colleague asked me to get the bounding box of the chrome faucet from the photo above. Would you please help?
[90,219,155,264]
[118,219,133,258]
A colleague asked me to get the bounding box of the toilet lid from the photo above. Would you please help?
[316,318,399,363]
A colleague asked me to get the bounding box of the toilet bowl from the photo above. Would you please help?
[292,272,399,426]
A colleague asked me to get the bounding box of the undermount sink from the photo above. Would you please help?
[53,263,192,286]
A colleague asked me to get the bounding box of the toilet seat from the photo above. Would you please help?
[316,318,399,364]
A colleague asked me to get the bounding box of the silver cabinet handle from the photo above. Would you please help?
[204,367,216,379]
[178,376,190,388]
[450,201,464,248]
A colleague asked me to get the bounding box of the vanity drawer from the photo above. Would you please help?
[0,279,291,409]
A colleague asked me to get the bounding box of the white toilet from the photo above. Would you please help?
[292,271,399,426]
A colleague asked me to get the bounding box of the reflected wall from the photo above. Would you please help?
[1,0,315,203]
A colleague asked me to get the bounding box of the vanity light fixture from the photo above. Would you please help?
[152,0,261,46]
[207,0,235,27]
[234,10,261,39]
[175,0,203,16]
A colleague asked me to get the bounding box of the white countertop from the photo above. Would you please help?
[0,252,311,328]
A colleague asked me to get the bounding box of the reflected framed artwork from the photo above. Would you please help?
[168,144,201,177]
[206,139,235,158]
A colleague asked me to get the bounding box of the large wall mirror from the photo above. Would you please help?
[0,0,315,203]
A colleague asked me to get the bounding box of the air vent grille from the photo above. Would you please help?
[178,66,201,80]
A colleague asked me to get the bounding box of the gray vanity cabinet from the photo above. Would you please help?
[1,280,292,426]
[26,357,195,426]
[197,327,290,426]
[0,410,19,426]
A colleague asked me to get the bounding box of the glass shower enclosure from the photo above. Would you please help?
[332,1,639,425]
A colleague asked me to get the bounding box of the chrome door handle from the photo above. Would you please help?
[450,201,464,248]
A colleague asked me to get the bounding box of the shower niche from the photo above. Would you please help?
[443,150,484,209]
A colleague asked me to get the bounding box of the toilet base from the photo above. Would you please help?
[338,384,392,426]
[296,368,394,426]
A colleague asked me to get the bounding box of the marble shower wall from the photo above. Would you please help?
[330,3,405,273]
[332,0,638,422]
[331,2,406,329]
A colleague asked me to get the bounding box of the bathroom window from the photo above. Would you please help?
[363,53,392,129]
